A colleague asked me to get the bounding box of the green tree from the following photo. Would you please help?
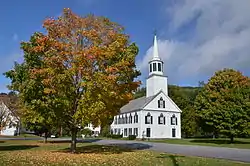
[169,85,199,137]
[81,128,92,137]
[4,33,59,143]
[133,87,146,99]
[195,68,250,142]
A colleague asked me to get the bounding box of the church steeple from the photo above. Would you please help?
[148,34,164,76]
[153,35,160,60]
[146,34,168,97]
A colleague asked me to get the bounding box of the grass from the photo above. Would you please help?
[0,133,41,138]
[148,138,250,149]
[0,140,249,166]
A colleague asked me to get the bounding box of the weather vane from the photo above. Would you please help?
[154,29,157,36]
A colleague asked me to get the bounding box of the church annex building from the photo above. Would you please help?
[110,35,182,139]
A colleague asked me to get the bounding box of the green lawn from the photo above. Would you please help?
[0,140,249,166]
[148,138,250,149]
[0,133,41,138]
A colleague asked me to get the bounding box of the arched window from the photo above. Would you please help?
[129,113,132,124]
[153,63,156,71]
[158,97,165,108]
[158,113,165,125]
[134,112,138,123]
[145,112,153,124]
[122,115,125,124]
[158,63,162,71]
[118,116,121,124]
[171,114,177,125]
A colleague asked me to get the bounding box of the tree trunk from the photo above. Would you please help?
[230,135,234,143]
[60,126,63,137]
[71,128,77,153]
[44,132,48,143]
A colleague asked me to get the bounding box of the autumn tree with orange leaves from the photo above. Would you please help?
[5,8,141,152]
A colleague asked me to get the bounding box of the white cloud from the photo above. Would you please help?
[138,0,250,85]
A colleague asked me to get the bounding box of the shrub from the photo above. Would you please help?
[100,125,110,137]
[107,134,123,139]
[128,135,136,140]
[81,128,92,137]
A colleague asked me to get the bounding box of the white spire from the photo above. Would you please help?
[153,35,160,60]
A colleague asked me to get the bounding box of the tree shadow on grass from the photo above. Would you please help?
[157,153,185,166]
[59,144,132,154]
[39,138,102,144]
[79,138,102,143]
[190,139,250,144]
[0,145,39,151]
[107,143,152,150]
[58,143,152,154]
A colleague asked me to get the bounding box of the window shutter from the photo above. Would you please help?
[158,117,160,124]
[145,116,147,124]
[171,117,173,125]
[158,100,160,108]
[163,101,165,108]
[151,116,153,124]
[164,117,166,125]
[176,117,178,125]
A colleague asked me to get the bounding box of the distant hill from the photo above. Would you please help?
[133,85,201,100]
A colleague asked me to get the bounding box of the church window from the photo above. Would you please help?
[145,112,153,124]
[134,112,138,123]
[158,97,165,108]
[118,128,121,135]
[129,128,132,135]
[171,114,177,125]
[158,113,165,125]
[122,115,125,124]
[118,116,121,124]
[150,64,152,72]
[153,63,156,71]
[158,63,162,71]
[124,128,128,136]
[134,128,138,136]
[129,113,133,124]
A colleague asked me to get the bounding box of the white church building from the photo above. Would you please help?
[110,35,182,139]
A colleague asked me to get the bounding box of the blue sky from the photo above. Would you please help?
[1,0,250,92]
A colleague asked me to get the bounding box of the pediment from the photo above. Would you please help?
[143,90,182,113]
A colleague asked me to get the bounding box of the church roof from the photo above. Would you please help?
[0,94,19,119]
[120,95,156,114]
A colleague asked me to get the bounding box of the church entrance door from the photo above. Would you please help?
[172,128,176,138]
[146,128,151,137]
